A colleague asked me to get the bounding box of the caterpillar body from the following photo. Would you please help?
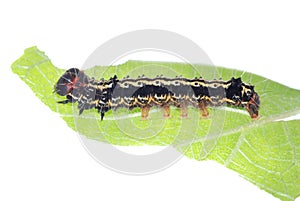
[55,68,260,120]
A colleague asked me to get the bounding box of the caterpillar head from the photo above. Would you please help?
[55,68,89,96]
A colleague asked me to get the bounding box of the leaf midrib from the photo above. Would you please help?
[177,108,300,147]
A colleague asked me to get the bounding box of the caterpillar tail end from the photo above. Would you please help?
[246,92,260,120]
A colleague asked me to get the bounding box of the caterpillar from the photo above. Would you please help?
[55,68,260,120]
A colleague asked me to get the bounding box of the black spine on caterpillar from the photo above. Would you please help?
[55,68,260,120]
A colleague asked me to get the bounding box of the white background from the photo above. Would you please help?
[0,1,299,201]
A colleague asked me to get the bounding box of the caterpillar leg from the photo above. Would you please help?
[198,100,209,118]
[161,105,171,118]
[180,102,188,118]
[141,106,151,120]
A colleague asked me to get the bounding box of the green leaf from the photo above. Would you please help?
[11,46,300,201]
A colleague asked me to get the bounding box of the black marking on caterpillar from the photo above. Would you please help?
[55,68,260,120]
